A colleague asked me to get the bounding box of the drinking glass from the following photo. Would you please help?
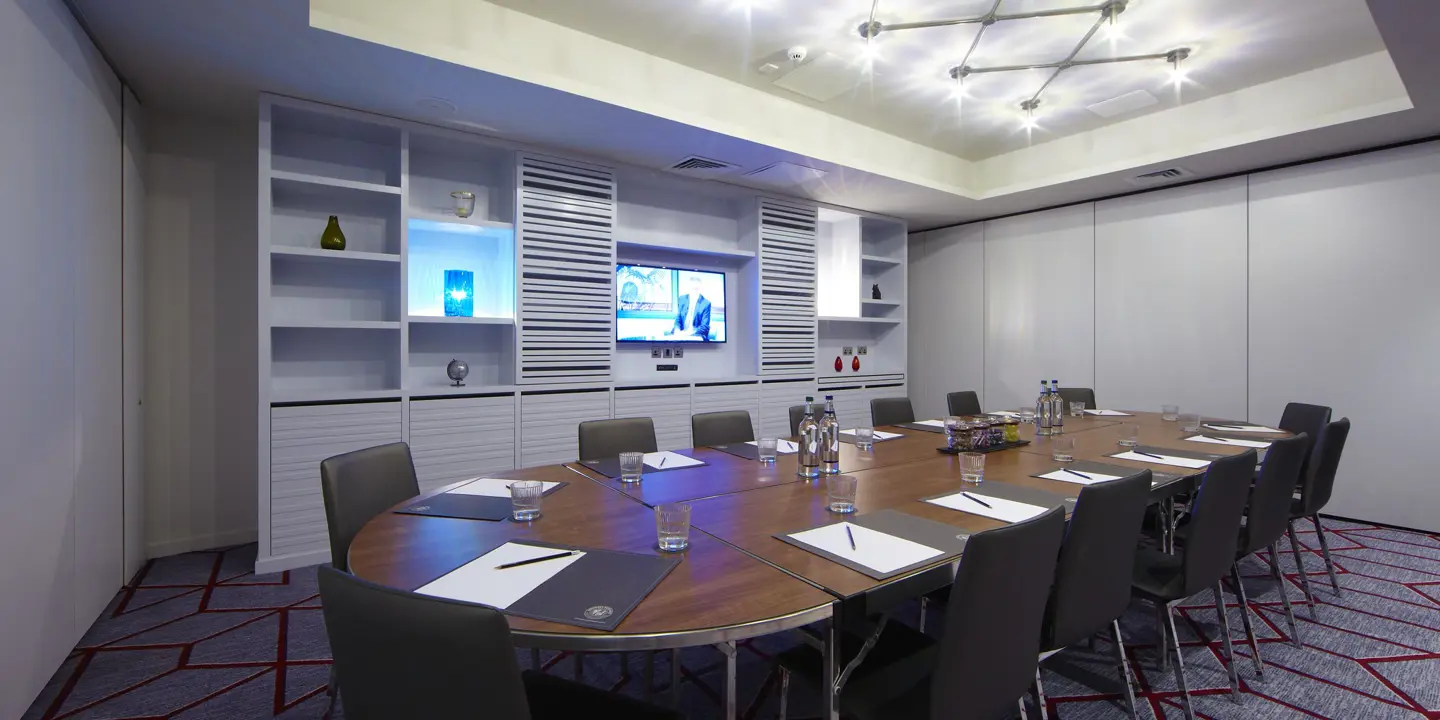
[1179,413,1201,433]
[619,451,645,483]
[1117,423,1140,447]
[855,426,875,451]
[1052,437,1076,463]
[1069,401,1086,417]
[655,503,692,552]
[757,437,779,464]
[1019,408,1037,425]
[826,474,858,513]
[510,480,543,521]
[1161,404,1180,421]
[960,452,985,484]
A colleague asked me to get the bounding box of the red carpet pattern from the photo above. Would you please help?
[21,517,1440,719]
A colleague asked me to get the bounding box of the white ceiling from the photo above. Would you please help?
[481,0,1386,160]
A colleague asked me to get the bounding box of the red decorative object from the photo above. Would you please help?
[834,356,843,372]
[852,355,861,371]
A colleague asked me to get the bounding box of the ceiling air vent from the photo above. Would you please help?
[1127,167,1194,186]
[667,155,740,176]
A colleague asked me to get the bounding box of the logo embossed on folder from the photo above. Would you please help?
[583,605,614,621]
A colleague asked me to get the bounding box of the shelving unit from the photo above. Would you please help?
[269,246,400,264]
[407,315,514,325]
[818,316,903,325]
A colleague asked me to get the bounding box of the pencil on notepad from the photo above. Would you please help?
[961,492,992,509]
[496,551,578,570]
[1134,450,1164,459]
[845,525,857,550]
[1063,468,1092,480]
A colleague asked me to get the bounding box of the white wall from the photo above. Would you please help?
[0,0,124,715]
[909,140,1440,531]
[144,112,260,556]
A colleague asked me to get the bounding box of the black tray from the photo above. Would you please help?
[937,439,1030,455]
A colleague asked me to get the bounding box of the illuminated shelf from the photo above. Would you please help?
[861,254,903,266]
[271,320,400,330]
[407,315,514,325]
[407,208,514,230]
[817,316,902,325]
[860,299,901,307]
[271,170,400,196]
[270,246,400,264]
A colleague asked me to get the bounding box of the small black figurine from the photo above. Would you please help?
[871,283,882,300]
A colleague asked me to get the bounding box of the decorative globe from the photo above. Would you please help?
[446,359,470,387]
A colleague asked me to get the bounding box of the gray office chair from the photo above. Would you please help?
[320,442,421,573]
[870,397,916,426]
[775,506,1066,720]
[788,404,820,437]
[1231,432,1311,670]
[691,410,754,447]
[317,567,682,720]
[1277,402,1331,482]
[1288,417,1352,613]
[946,391,982,417]
[1056,387,1096,410]
[578,417,657,460]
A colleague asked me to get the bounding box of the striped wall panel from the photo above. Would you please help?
[757,199,818,376]
[520,389,611,467]
[614,385,694,450]
[758,378,817,438]
[516,153,616,384]
[691,381,762,439]
[270,401,402,560]
[409,395,518,493]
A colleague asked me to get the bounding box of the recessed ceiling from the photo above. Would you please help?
[480,0,1387,160]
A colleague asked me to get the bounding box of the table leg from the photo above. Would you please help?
[645,651,655,703]
[530,648,541,671]
[823,616,839,720]
[671,648,682,708]
[716,641,737,720]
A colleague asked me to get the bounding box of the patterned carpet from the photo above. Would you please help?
[22,516,1440,719]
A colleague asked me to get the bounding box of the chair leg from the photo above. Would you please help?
[645,651,655,704]
[1313,514,1343,596]
[1213,581,1241,702]
[324,665,338,718]
[573,651,583,680]
[1231,564,1265,682]
[918,596,928,633]
[1034,667,1050,720]
[671,648,682,707]
[777,667,790,720]
[1110,619,1139,720]
[1287,520,1318,616]
[530,648,542,671]
[1164,602,1197,720]
[1018,697,1029,720]
[1269,542,1304,649]
[1155,602,1170,670]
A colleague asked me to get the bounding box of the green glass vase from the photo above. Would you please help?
[320,215,346,251]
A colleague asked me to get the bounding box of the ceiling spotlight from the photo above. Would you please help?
[1102,0,1127,40]
[857,20,883,41]
[948,65,971,99]
[1019,99,1041,130]
[1166,47,1192,86]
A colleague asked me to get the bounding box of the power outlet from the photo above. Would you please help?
[663,348,674,359]
[842,346,853,356]
[651,347,662,359]
[673,347,683,358]
[857,346,868,355]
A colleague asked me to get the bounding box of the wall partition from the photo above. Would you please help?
[909,140,1440,532]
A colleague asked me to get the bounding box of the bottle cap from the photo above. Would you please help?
[805,396,814,402]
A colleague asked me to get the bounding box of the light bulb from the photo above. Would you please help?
[951,79,967,100]
[858,40,882,63]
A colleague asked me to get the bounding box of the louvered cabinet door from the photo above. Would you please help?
[759,378,817,438]
[270,401,403,561]
[409,395,518,493]
[516,153,616,384]
[520,389,612,466]
[757,199,818,376]
[614,385,693,450]
[691,381,762,439]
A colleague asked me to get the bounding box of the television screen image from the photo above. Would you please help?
[616,265,727,343]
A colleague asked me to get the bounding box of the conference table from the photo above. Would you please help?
[348,409,1285,719]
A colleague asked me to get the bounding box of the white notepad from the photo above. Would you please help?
[745,439,800,454]
[1203,423,1280,434]
[416,542,585,609]
[644,451,705,469]
[842,429,904,441]
[925,492,1048,523]
[1037,469,1126,485]
[1186,435,1271,449]
[1112,451,1211,469]
[788,522,943,574]
[912,419,947,428]
[448,478,562,498]
[1084,409,1133,416]
[986,410,1023,418]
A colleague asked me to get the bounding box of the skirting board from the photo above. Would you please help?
[146,527,259,561]
[254,547,332,575]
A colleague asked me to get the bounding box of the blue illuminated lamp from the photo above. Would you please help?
[443,269,474,317]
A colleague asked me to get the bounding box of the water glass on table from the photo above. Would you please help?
[1116,423,1140,447]
[619,451,644,483]
[854,426,876,451]
[1161,404,1180,421]
[1069,401,1086,417]
[1179,413,1201,432]
[655,503,691,552]
[1051,437,1076,463]
[510,480,543,522]
[757,437,779,464]
[960,452,985,484]
[826,474,858,513]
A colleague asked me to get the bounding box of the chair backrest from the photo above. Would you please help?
[578,417,658,460]
[1279,402,1332,479]
[1181,450,1258,597]
[931,505,1066,720]
[946,391,982,417]
[787,404,814,437]
[318,566,531,720]
[1241,432,1311,555]
[1056,387,1096,410]
[1298,417,1350,516]
[691,410,755,447]
[320,442,421,572]
[1042,470,1153,651]
[870,397,916,426]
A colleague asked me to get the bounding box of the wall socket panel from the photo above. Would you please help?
[651,348,662,359]
[663,348,673,358]
[842,346,853,356]
[673,347,683,358]
[857,346,868,355]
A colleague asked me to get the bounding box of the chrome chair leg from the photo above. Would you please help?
[778,667,791,720]
[1155,603,1171,670]
[1034,667,1050,720]
[1286,520,1318,616]
[1213,582,1241,702]
[1165,601,1197,720]
[1269,542,1304,648]
[1231,564,1265,682]
[324,665,338,717]
[918,596,928,633]
[1110,619,1139,720]
[1018,697,1029,720]
[1313,514,1343,596]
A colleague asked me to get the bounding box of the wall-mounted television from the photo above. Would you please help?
[616,264,727,343]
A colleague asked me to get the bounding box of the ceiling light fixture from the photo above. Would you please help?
[1167,47,1192,86]
[858,0,1191,115]
[1019,98,1041,130]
